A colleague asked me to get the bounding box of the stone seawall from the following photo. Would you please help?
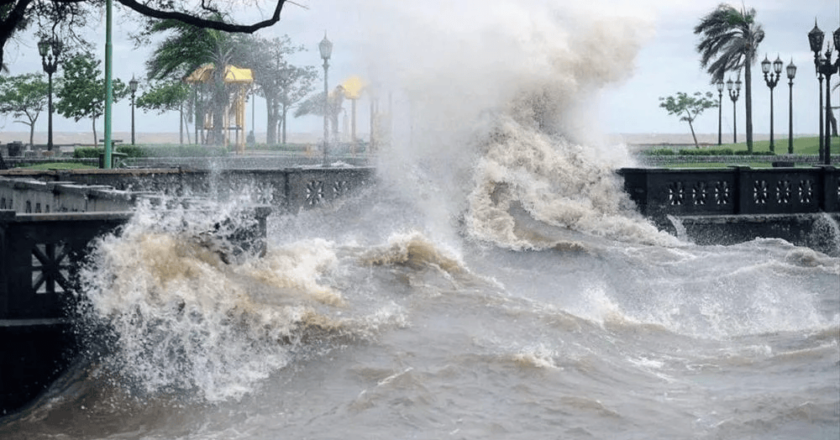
[636,154,840,166]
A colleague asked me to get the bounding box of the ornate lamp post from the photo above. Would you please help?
[129,76,138,145]
[37,38,62,152]
[319,33,333,166]
[727,77,741,144]
[716,80,724,145]
[817,57,825,160]
[761,55,783,153]
[809,21,840,165]
[786,59,797,155]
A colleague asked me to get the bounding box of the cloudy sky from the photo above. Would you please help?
[2,0,839,143]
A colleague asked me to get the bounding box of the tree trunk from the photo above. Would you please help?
[182,107,192,144]
[210,77,226,146]
[282,103,288,145]
[745,63,753,153]
[92,117,98,146]
[685,111,699,148]
[194,86,200,145]
[28,122,35,150]
[265,96,278,145]
[331,113,339,141]
[179,102,184,145]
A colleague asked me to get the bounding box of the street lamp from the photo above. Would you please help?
[38,38,62,152]
[761,54,783,153]
[716,80,724,145]
[129,76,138,145]
[727,76,741,144]
[319,32,333,166]
[809,20,839,165]
[786,59,797,155]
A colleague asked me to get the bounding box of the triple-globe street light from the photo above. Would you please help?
[761,54,783,153]
[716,80,724,145]
[809,20,840,165]
[129,76,138,145]
[727,76,742,144]
[37,39,62,152]
[319,33,333,166]
[786,59,797,155]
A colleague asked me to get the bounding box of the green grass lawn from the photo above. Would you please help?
[666,162,774,169]
[656,136,830,169]
[692,136,821,155]
[21,162,97,170]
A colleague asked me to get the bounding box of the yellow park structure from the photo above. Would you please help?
[184,64,253,153]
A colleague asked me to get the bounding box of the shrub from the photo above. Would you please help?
[116,145,144,158]
[73,147,102,158]
[129,144,230,157]
[74,145,147,158]
[734,150,774,156]
[262,143,309,152]
[676,148,735,156]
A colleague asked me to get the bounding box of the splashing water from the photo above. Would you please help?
[3,2,837,439]
[75,201,406,402]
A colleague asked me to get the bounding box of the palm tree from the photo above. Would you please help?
[695,4,764,153]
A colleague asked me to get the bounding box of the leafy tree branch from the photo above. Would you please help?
[659,91,718,149]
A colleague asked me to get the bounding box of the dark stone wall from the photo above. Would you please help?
[0,323,77,416]
[618,166,839,227]
[668,213,840,256]
[1,167,376,214]
[619,166,840,255]
[0,206,272,415]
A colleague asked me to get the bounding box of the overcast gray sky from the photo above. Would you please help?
[2,0,839,142]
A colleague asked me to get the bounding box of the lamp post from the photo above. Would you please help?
[761,54,783,153]
[809,21,839,165]
[37,38,61,152]
[786,59,797,155]
[818,61,824,160]
[716,80,724,145]
[727,77,741,144]
[129,76,138,145]
[319,33,333,166]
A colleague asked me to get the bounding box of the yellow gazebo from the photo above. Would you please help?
[184,63,254,153]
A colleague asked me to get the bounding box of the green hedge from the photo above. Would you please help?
[642,148,775,156]
[133,145,229,157]
[259,143,309,152]
[733,150,775,156]
[73,145,229,159]
[643,148,675,156]
[677,148,735,156]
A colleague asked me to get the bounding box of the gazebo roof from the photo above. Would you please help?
[341,75,366,99]
[184,63,254,84]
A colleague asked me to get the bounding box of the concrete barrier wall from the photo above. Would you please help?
[0,167,376,214]
[672,213,840,256]
[0,211,132,320]
[0,206,272,414]
[636,154,840,167]
[618,166,839,224]
[0,177,145,214]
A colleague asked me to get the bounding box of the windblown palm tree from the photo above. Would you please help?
[695,4,764,153]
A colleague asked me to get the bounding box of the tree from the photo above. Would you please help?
[695,4,764,153]
[240,35,317,145]
[0,72,48,147]
[295,88,345,141]
[143,18,227,145]
[0,0,291,69]
[144,18,251,145]
[136,78,192,143]
[277,63,318,145]
[659,91,718,149]
[55,51,129,145]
